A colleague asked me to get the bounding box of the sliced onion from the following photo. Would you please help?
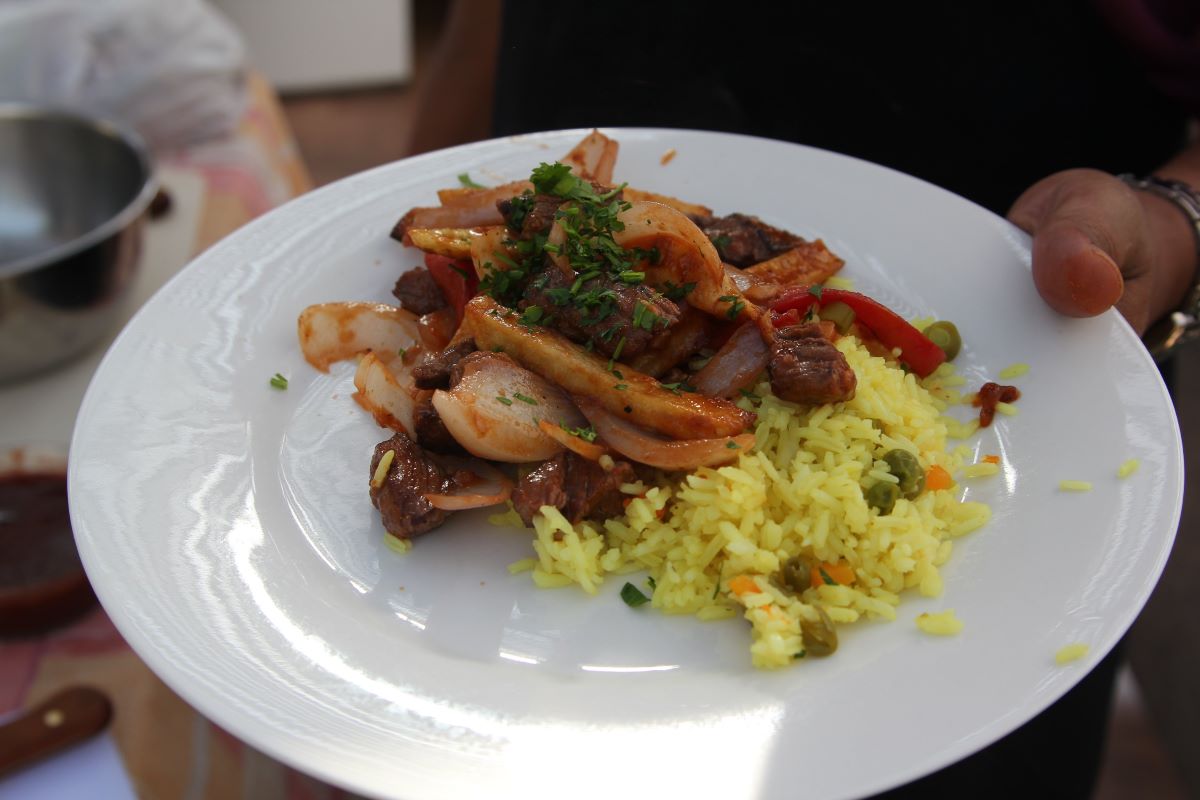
[561,129,618,183]
[723,262,760,294]
[574,396,755,470]
[299,302,420,372]
[423,458,514,511]
[537,419,607,461]
[432,351,586,462]
[691,322,769,398]
[614,201,757,324]
[353,352,417,434]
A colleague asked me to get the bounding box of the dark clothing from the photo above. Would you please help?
[493,1,1193,216]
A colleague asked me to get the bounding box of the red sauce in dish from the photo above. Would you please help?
[0,472,95,636]
[973,382,1021,428]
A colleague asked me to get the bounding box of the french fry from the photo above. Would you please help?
[463,296,754,439]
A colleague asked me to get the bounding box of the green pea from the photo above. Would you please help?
[923,320,962,361]
[883,449,925,499]
[800,605,839,657]
[866,481,900,514]
[779,555,814,594]
[819,301,857,334]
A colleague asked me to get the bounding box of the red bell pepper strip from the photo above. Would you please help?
[770,287,946,377]
[424,253,479,323]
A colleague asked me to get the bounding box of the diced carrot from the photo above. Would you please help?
[926,464,954,491]
[729,575,759,597]
[982,454,1001,465]
[811,561,855,587]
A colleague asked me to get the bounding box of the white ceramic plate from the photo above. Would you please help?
[70,129,1183,800]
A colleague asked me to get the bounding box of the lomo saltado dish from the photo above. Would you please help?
[298,131,1013,669]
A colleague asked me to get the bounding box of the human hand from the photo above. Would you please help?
[1007,168,1197,336]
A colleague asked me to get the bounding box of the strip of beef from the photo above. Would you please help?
[393,267,447,315]
[511,450,637,527]
[497,193,564,239]
[412,337,477,389]
[411,391,464,453]
[521,268,681,360]
[690,213,805,268]
[369,433,453,538]
[767,322,857,405]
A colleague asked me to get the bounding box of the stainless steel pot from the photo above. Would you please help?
[0,105,156,383]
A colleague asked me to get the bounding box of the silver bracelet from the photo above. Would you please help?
[1117,173,1200,362]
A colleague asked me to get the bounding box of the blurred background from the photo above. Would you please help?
[1,0,1196,797]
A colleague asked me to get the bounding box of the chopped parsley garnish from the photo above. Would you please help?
[483,161,667,337]
[519,305,545,328]
[818,566,837,586]
[457,172,484,189]
[495,396,514,406]
[269,373,288,390]
[662,281,696,301]
[560,423,598,442]
[564,425,595,441]
[614,383,629,391]
[726,440,740,449]
[620,582,651,607]
[513,392,538,405]
[808,284,824,300]
[739,388,761,400]
[659,381,696,395]
[448,262,473,280]
[608,336,627,369]
[710,234,732,251]
[718,294,746,320]
[631,301,668,331]
[647,576,657,590]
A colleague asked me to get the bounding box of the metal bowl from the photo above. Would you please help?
[0,105,156,383]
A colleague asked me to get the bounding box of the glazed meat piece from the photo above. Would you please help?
[767,323,857,405]
[690,213,804,268]
[369,433,454,538]
[511,451,637,526]
[411,391,463,453]
[412,338,477,389]
[521,268,681,360]
[497,193,564,239]
[392,267,447,315]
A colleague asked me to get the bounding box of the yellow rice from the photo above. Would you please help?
[916,609,965,636]
[1055,643,1090,664]
[499,336,992,669]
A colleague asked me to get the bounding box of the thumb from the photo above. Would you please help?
[1007,170,1137,318]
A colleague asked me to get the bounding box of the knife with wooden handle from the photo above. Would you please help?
[0,687,113,778]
